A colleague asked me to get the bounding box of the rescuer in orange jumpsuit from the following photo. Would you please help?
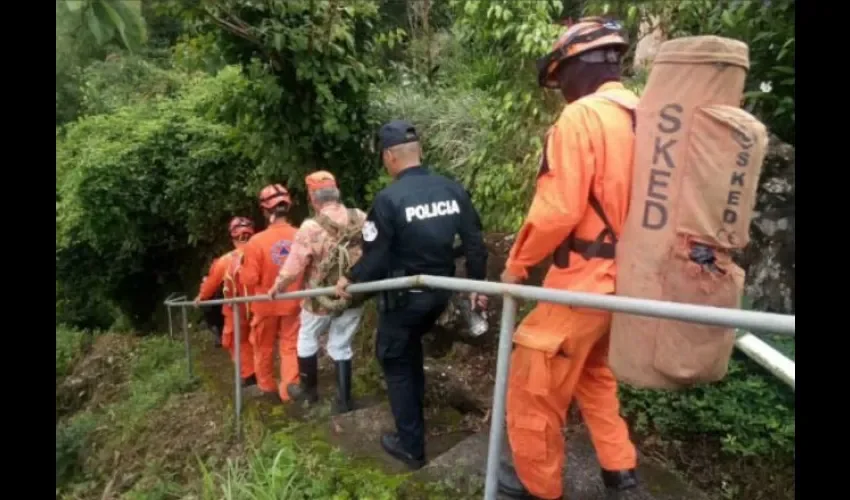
[194,217,257,387]
[497,18,640,499]
[240,184,304,401]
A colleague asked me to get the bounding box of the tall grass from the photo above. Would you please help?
[198,430,413,500]
[114,336,198,440]
[372,85,492,175]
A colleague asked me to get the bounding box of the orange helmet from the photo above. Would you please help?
[228,217,255,239]
[305,170,338,193]
[537,17,629,89]
[258,184,292,210]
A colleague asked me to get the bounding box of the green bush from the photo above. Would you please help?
[56,65,277,330]
[56,413,97,488]
[56,278,118,331]
[620,352,795,459]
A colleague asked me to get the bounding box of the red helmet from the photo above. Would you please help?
[258,184,292,210]
[228,217,255,239]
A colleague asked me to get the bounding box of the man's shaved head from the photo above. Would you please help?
[383,141,422,177]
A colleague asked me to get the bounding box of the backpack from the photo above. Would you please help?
[604,36,768,390]
[306,209,366,315]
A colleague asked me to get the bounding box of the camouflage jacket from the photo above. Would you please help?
[279,202,366,314]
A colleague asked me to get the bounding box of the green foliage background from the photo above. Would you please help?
[56,0,795,473]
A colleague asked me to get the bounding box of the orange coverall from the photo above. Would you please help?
[240,221,304,398]
[503,82,639,499]
[197,251,255,379]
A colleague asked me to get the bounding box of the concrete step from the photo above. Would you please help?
[327,403,473,474]
[418,425,709,500]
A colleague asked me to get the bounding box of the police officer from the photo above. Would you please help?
[335,120,488,469]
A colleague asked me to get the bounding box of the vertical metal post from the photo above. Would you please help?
[167,305,174,340]
[233,306,243,441]
[181,306,193,380]
[484,295,518,500]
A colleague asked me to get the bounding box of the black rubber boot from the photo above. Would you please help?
[602,468,639,491]
[241,374,257,388]
[380,433,426,470]
[497,462,560,499]
[332,359,353,415]
[287,355,318,404]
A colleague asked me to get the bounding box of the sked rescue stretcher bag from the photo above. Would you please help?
[608,36,769,390]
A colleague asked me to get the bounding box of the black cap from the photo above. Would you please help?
[378,120,419,151]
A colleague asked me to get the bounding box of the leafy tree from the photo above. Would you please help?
[174,0,387,204]
[56,0,150,126]
[414,0,565,230]
[583,0,795,144]
[58,0,148,53]
[56,2,101,126]
[78,54,188,117]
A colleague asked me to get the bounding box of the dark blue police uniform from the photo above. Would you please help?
[347,120,488,468]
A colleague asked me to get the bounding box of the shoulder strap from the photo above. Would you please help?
[313,214,343,236]
[335,209,357,239]
[585,88,637,238]
[586,192,618,248]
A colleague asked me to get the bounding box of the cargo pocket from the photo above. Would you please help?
[508,347,552,397]
[509,415,550,463]
[653,236,742,385]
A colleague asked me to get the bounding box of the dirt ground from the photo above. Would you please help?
[57,335,138,422]
[56,334,244,499]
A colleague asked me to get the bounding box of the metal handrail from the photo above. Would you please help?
[164,274,795,500]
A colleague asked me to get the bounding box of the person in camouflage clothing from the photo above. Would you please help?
[268,171,367,414]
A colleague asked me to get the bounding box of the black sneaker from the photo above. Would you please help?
[601,469,639,491]
[380,433,426,470]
